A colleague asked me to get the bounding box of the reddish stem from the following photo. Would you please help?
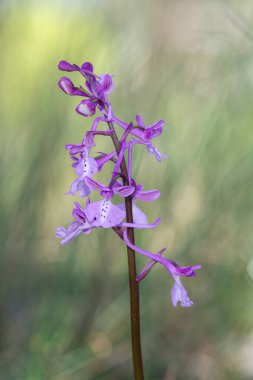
[107,119,144,380]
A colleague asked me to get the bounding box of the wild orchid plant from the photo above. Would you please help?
[55,60,201,379]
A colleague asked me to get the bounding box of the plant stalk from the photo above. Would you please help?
[107,119,144,380]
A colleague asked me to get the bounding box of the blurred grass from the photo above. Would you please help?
[0,0,253,379]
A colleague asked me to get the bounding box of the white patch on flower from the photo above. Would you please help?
[79,103,91,116]
[82,149,96,176]
[99,199,110,222]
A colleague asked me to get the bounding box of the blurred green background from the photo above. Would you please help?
[1,0,253,379]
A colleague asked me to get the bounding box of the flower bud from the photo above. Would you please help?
[58,60,80,72]
[76,100,96,117]
[58,77,84,96]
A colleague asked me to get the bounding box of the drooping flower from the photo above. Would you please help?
[123,230,201,307]
[171,277,194,307]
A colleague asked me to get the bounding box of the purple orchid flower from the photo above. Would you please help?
[112,179,160,224]
[56,59,201,312]
[113,115,164,142]
[85,177,135,199]
[84,199,160,230]
[123,230,201,307]
[55,199,161,244]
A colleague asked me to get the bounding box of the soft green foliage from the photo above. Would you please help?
[0,1,253,379]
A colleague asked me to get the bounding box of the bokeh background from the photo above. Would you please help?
[1,0,253,379]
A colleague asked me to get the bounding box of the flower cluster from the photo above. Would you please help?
[55,60,201,307]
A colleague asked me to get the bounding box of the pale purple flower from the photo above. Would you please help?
[84,199,160,230]
[55,199,161,244]
[171,277,194,307]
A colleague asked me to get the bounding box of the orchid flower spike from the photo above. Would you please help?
[56,59,201,309]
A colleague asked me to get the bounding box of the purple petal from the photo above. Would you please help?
[171,277,194,307]
[55,223,84,245]
[85,177,105,191]
[100,74,114,95]
[76,100,96,117]
[114,185,135,197]
[55,226,67,238]
[136,115,145,127]
[58,77,75,94]
[146,143,168,162]
[116,202,149,224]
[175,264,202,277]
[144,121,164,140]
[96,151,117,172]
[72,202,86,223]
[134,189,160,202]
[84,132,96,148]
[132,203,148,224]
[100,189,114,199]
[60,226,84,245]
[69,178,90,197]
[65,143,85,155]
[122,216,160,230]
[78,180,92,197]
